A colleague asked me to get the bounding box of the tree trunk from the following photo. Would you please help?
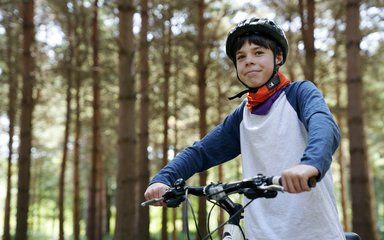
[72,2,87,239]
[298,0,316,82]
[115,0,137,239]
[58,72,72,240]
[58,11,74,240]
[284,14,297,82]
[216,79,225,238]
[346,0,379,239]
[197,0,208,238]
[15,0,35,239]
[173,61,181,239]
[137,0,150,238]
[335,49,350,231]
[3,9,19,240]
[73,72,81,240]
[332,8,350,229]
[87,1,104,239]
[161,7,172,240]
[98,173,106,238]
[105,190,112,234]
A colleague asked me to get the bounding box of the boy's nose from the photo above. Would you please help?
[245,56,256,65]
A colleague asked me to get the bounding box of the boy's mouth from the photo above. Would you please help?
[245,69,261,76]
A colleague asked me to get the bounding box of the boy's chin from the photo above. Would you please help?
[246,82,265,89]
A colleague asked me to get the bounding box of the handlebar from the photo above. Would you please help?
[141,174,317,207]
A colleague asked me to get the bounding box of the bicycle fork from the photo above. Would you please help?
[222,223,246,240]
[217,195,246,240]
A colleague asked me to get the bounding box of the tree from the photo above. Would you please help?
[87,1,105,239]
[137,0,150,238]
[171,51,181,240]
[330,3,350,230]
[298,0,316,82]
[58,4,75,239]
[15,0,35,239]
[196,0,208,237]
[2,6,19,240]
[346,0,379,239]
[72,1,89,238]
[72,60,82,240]
[160,5,173,240]
[115,0,137,239]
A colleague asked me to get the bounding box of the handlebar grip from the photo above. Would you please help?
[307,176,317,188]
[270,176,317,188]
[141,197,163,207]
[270,176,282,185]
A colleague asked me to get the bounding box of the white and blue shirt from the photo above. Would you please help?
[151,80,345,239]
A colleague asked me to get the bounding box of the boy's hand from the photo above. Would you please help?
[144,182,170,206]
[281,165,319,193]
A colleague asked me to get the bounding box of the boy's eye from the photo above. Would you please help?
[254,51,264,55]
[236,54,245,60]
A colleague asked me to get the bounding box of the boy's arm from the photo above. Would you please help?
[287,81,341,180]
[149,102,245,187]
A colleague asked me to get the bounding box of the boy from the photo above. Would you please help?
[144,17,345,239]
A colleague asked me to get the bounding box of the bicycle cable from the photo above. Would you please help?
[185,188,203,240]
[206,200,217,240]
[201,198,252,240]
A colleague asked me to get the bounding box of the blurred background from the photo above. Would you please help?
[0,0,383,239]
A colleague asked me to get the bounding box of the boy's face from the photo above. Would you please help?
[235,42,282,88]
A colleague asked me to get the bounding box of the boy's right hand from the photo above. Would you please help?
[144,182,170,206]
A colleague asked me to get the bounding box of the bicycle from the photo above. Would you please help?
[142,174,361,240]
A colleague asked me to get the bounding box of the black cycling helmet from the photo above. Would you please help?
[225,18,288,65]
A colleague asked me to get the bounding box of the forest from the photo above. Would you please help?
[0,0,383,239]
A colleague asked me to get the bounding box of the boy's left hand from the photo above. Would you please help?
[281,165,319,193]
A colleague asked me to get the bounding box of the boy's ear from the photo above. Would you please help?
[276,54,283,65]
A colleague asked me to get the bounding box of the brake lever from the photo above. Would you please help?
[162,178,187,207]
[141,197,164,207]
[258,184,284,192]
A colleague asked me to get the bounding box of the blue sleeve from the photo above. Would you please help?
[150,101,245,187]
[285,81,340,180]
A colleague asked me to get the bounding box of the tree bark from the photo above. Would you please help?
[115,0,137,239]
[58,9,74,240]
[3,8,19,240]
[298,0,316,82]
[58,69,72,240]
[73,71,81,240]
[137,0,150,238]
[87,1,104,239]
[197,0,208,238]
[216,78,225,238]
[72,1,88,239]
[335,47,350,231]
[161,6,172,240]
[173,59,181,239]
[331,6,350,229]
[346,0,379,239]
[15,0,35,239]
